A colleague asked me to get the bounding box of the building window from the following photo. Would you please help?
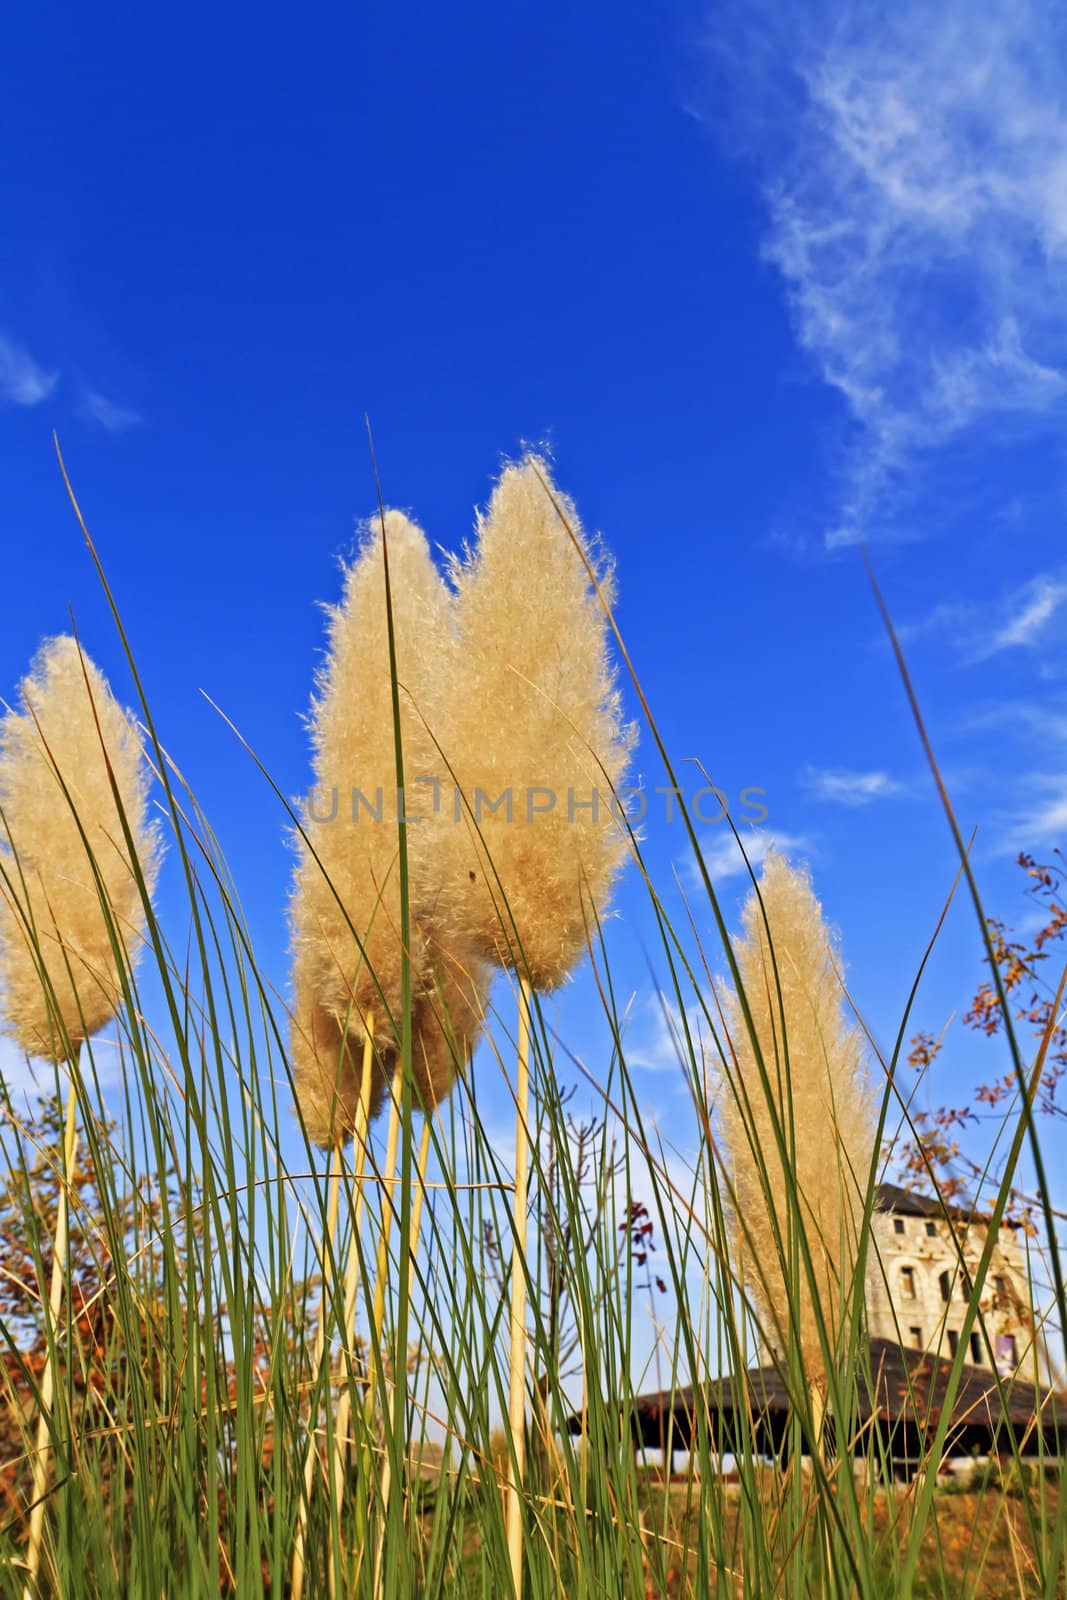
[947,1330,959,1357]
[970,1333,983,1365]
[925,1221,937,1237]
[909,1326,923,1349]
[893,1218,905,1235]
[939,1270,951,1303]
[995,1334,1016,1372]
[993,1275,1008,1300]
[900,1266,917,1299]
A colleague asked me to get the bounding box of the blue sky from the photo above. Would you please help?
[2,1,1066,1225]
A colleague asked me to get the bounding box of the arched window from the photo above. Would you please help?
[939,1270,951,1303]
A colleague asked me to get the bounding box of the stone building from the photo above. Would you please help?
[578,1182,1065,1473]
[868,1183,1045,1381]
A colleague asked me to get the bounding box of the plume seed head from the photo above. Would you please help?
[288,938,390,1148]
[289,509,489,1142]
[441,455,635,988]
[718,851,876,1375]
[0,636,161,1062]
[409,935,490,1111]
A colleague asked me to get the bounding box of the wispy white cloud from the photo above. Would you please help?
[894,599,973,648]
[983,769,1067,869]
[0,1034,45,1102]
[0,1029,126,1107]
[800,766,906,805]
[988,576,1067,652]
[694,827,810,883]
[83,389,142,431]
[958,696,1067,746]
[899,571,1067,661]
[0,333,58,407]
[1001,774,1067,847]
[626,993,715,1076]
[713,1,1067,544]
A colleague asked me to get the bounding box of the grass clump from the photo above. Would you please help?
[0,455,1060,1600]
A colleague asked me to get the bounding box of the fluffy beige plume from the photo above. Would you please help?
[718,852,875,1372]
[289,511,489,1145]
[289,938,488,1146]
[289,940,384,1147]
[441,456,635,989]
[410,934,490,1108]
[0,636,161,1062]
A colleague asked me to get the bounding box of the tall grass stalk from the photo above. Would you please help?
[505,974,533,1595]
[21,1076,77,1600]
[327,1024,382,1600]
[289,1139,343,1600]
[371,1109,434,1600]
[341,1057,402,1594]
[290,1024,379,1600]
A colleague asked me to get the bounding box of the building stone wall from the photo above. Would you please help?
[867,1186,1040,1379]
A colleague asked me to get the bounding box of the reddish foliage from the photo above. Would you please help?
[0,1097,282,1544]
[900,851,1066,1229]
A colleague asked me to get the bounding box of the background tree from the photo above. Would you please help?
[902,850,1067,1230]
[0,1091,293,1551]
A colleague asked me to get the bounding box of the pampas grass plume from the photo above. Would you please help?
[289,937,488,1147]
[290,511,488,1144]
[409,935,489,1109]
[443,456,635,989]
[718,851,875,1373]
[0,636,161,1062]
[289,939,377,1147]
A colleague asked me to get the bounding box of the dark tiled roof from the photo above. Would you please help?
[571,1339,1066,1459]
[873,1182,1001,1226]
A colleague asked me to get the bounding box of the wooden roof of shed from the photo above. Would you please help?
[571,1339,1066,1459]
